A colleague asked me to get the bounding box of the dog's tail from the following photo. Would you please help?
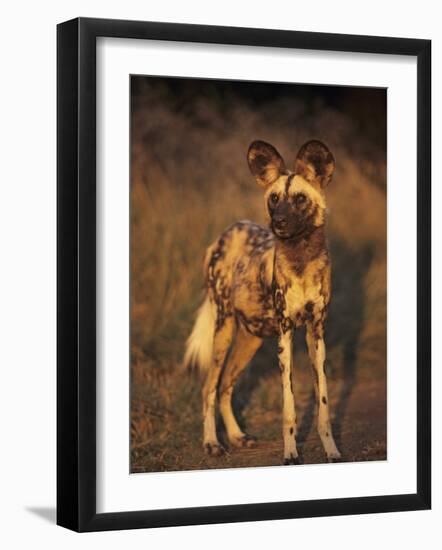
[183,294,216,374]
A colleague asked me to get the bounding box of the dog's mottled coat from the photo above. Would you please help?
[184,139,341,464]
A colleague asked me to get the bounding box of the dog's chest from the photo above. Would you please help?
[284,278,323,324]
[277,258,329,326]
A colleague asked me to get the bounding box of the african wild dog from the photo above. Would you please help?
[184,139,341,464]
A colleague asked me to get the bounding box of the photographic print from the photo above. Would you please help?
[130,75,387,473]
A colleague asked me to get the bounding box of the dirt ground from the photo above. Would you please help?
[130,343,386,473]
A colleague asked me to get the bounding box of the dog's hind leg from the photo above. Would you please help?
[306,323,341,462]
[202,316,234,456]
[219,325,262,448]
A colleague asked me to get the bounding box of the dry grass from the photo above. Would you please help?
[130,77,387,472]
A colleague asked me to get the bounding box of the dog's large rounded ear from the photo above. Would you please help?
[247,140,286,188]
[294,140,335,189]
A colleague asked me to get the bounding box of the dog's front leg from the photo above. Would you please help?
[278,330,300,465]
[306,323,341,462]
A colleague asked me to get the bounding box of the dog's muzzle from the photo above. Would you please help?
[273,214,288,232]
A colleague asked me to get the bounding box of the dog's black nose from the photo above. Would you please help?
[274,215,287,229]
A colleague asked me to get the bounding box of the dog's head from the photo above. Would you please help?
[247,140,335,240]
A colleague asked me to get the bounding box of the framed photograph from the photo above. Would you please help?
[57,17,431,532]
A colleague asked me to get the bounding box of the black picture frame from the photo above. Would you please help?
[57,17,431,532]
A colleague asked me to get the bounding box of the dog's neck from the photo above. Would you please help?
[274,224,328,279]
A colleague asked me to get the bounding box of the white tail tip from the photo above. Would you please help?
[183,295,215,373]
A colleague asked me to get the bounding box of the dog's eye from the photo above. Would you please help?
[295,193,307,206]
[270,193,279,204]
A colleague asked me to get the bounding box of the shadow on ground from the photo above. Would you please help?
[26,507,56,524]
